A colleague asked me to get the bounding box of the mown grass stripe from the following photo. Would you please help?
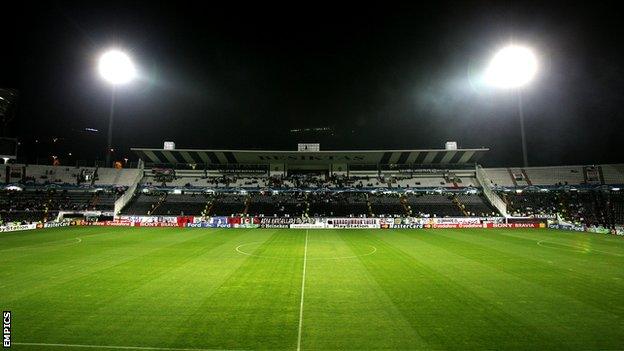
[13,342,247,351]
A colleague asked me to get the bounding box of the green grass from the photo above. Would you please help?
[1,227,623,350]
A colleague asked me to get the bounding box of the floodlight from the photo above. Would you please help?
[98,50,136,85]
[484,45,537,89]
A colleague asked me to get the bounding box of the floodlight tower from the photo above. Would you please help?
[98,49,136,167]
[484,45,538,167]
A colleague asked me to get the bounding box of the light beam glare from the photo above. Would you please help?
[484,45,538,89]
[98,49,137,85]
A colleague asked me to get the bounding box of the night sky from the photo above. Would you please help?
[1,2,622,167]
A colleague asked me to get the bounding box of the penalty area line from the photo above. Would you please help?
[12,342,247,351]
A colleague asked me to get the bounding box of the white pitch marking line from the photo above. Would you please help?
[296,229,309,351]
[0,237,83,252]
[537,240,624,257]
[12,342,246,351]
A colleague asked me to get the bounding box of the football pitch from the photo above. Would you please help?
[1,227,623,350]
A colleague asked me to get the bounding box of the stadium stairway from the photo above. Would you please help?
[304,193,311,217]
[243,195,251,215]
[400,194,411,216]
[452,195,470,216]
[42,193,53,222]
[204,199,214,217]
[114,168,145,215]
[597,165,606,184]
[147,194,168,215]
[89,193,99,209]
[111,168,123,186]
[507,168,518,187]
[521,169,533,186]
[201,197,213,217]
[87,169,95,187]
[475,165,508,216]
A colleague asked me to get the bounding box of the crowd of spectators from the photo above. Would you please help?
[121,188,501,219]
[501,190,624,226]
[144,173,441,189]
[247,192,307,217]
[0,189,119,224]
[15,167,96,186]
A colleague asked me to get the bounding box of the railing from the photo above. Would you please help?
[113,168,144,216]
[475,165,508,217]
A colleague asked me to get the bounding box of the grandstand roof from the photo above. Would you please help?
[131,148,489,166]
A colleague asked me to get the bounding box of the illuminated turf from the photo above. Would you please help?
[1,227,623,350]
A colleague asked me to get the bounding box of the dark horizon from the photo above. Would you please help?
[1,2,623,167]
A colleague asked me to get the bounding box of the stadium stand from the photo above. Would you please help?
[1,164,141,187]
[151,193,209,216]
[455,193,500,217]
[0,189,120,223]
[307,192,369,217]
[2,161,624,225]
[246,192,307,217]
[482,164,624,188]
[121,193,165,215]
[138,173,478,191]
[208,194,247,216]
[500,190,624,226]
[0,164,140,223]
[369,193,406,217]
[404,193,465,217]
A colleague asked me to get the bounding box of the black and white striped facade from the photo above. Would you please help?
[132,148,488,166]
